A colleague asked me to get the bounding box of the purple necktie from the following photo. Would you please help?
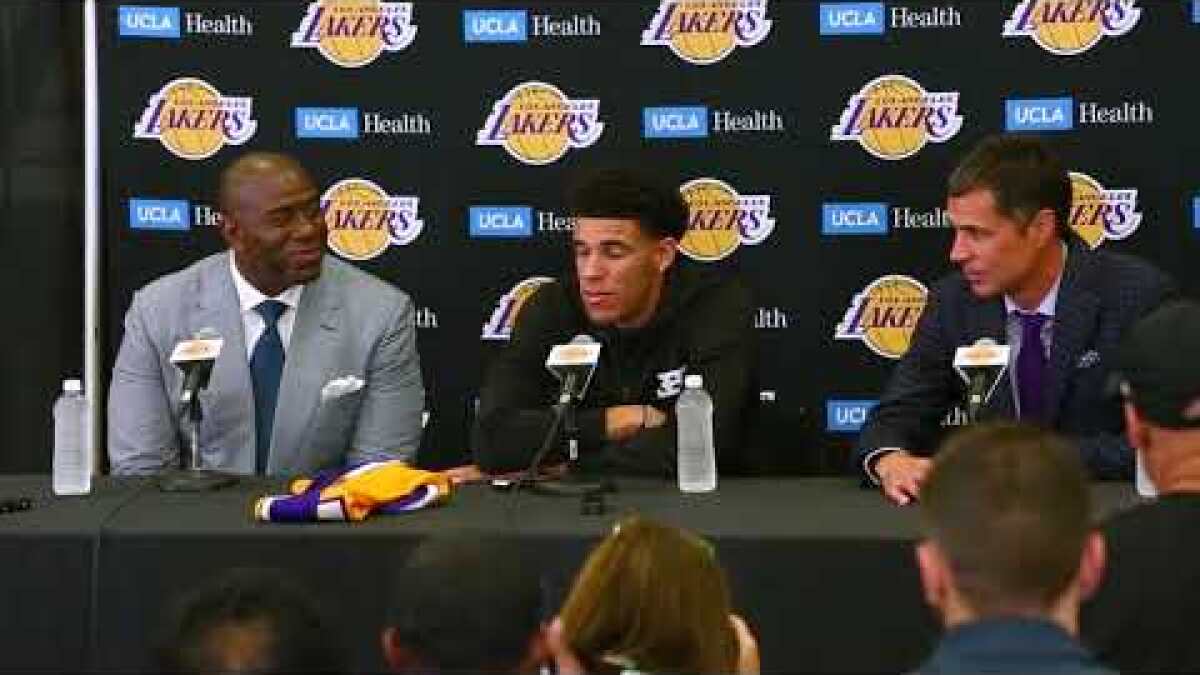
[1015,311,1049,423]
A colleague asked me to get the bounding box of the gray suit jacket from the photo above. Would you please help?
[108,252,424,476]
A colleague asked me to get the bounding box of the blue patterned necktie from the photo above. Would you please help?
[1015,311,1049,423]
[251,300,287,473]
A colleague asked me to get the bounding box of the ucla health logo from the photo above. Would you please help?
[291,0,417,68]
[322,178,423,261]
[1005,97,1074,132]
[831,75,962,160]
[677,178,774,262]
[820,3,885,35]
[1003,0,1140,55]
[469,206,533,238]
[826,399,879,432]
[295,107,359,139]
[643,106,709,138]
[823,202,889,235]
[463,9,527,42]
[482,277,555,340]
[641,0,772,65]
[133,78,256,160]
[836,275,928,359]
[477,81,603,165]
[129,198,190,231]
[119,6,181,38]
[1069,171,1141,249]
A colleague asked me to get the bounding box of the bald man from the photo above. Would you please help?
[108,152,424,476]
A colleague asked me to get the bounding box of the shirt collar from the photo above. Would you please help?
[228,253,304,314]
[1004,241,1067,317]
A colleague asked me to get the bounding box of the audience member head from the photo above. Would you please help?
[381,534,546,673]
[916,423,1104,634]
[157,567,345,675]
[946,134,1071,307]
[565,168,686,329]
[1117,299,1200,492]
[217,151,325,296]
[558,516,742,673]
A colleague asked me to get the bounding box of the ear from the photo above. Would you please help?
[1077,531,1106,601]
[654,236,677,273]
[217,211,238,248]
[1123,401,1150,453]
[1032,207,1057,246]
[915,541,948,611]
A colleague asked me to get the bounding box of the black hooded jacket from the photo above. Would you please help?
[474,264,757,477]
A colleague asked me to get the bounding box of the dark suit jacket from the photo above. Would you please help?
[917,618,1115,675]
[856,239,1174,480]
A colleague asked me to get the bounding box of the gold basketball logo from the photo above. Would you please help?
[477,81,604,166]
[1003,0,1140,56]
[836,275,929,359]
[831,75,962,161]
[641,0,773,65]
[677,178,774,262]
[482,276,556,340]
[133,78,256,160]
[1069,171,1142,249]
[322,178,423,261]
[291,0,418,68]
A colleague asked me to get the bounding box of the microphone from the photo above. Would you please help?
[170,328,223,407]
[545,334,601,405]
[953,337,1011,423]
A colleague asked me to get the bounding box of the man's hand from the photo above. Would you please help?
[605,405,667,442]
[875,450,932,506]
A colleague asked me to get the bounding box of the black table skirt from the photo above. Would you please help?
[0,475,1142,674]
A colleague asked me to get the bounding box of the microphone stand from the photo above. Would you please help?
[518,390,607,501]
[157,376,237,492]
[966,371,986,425]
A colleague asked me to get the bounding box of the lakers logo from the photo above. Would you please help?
[641,0,772,65]
[322,178,423,261]
[476,81,603,166]
[835,275,928,359]
[133,78,256,160]
[1069,171,1141,249]
[677,178,774,262]
[291,0,418,68]
[482,277,556,340]
[831,75,962,161]
[1003,0,1140,56]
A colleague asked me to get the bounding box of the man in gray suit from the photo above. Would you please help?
[108,152,424,476]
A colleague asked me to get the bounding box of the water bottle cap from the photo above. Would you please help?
[63,379,82,393]
[684,374,704,389]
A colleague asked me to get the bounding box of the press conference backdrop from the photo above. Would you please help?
[100,1,1200,470]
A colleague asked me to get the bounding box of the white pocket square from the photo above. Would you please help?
[321,375,364,402]
[1076,350,1101,369]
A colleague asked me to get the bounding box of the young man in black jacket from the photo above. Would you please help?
[474,169,757,477]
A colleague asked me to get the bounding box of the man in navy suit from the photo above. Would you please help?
[856,134,1174,505]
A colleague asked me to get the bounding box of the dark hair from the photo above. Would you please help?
[947,134,1072,240]
[157,567,345,675]
[566,168,688,240]
[386,534,544,672]
[920,423,1091,616]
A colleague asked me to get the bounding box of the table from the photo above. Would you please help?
[0,476,1142,673]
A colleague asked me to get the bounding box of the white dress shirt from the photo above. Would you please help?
[229,255,304,360]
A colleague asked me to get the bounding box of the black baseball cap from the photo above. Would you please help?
[1116,299,1200,429]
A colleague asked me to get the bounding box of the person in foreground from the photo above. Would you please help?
[474,168,757,477]
[157,567,345,675]
[380,534,548,673]
[1081,299,1200,673]
[108,151,424,476]
[857,133,1175,504]
[914,423,1111,675]
[551,515,760,674]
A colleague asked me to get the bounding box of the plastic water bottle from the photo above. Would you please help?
[53,379,91,496]
[676,374,716,493]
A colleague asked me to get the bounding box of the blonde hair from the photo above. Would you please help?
[559,516,738,673]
